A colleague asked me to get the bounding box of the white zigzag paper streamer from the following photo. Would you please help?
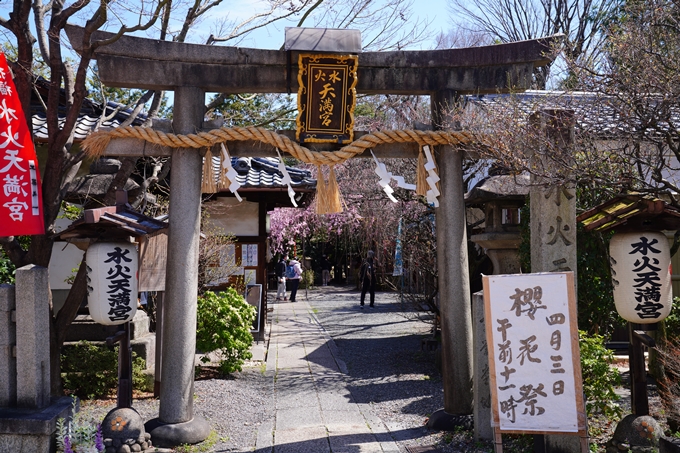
[422,146,440,207]
[220,144,242,202]
[275,149,298,207]
[370,150,416,203]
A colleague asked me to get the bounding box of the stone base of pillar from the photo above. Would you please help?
[661,436,680,453]
[426,408,473,431]
[145,415,210,448]
[0,396,74,453]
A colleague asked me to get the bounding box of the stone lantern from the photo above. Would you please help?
[465,174,530,275]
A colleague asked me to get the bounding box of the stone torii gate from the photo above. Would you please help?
[66,25,557,447]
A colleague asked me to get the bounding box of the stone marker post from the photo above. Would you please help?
[429,90,474,428]
[146,87,210,447]
[529,109,581,453]
[15,265,51,409]
[530,109,577,277]
[472,291,493,441]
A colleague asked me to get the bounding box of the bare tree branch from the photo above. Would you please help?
[32,0,52,63]
[207,0,314,44]
[447,0,616,87]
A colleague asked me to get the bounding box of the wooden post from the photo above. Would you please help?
[106,322,132,409]
[629,323,654,415]
[494,428,503,453]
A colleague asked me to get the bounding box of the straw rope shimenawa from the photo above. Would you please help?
[81,125,475,214]
[80,125,474,166]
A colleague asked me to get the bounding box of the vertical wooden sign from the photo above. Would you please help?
[482,272,586,438]
[296,54,358,144]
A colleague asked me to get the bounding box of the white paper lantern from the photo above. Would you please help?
[86,242,138,325]
[609,231,672,323]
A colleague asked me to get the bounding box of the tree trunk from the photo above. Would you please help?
[50,258,88,396]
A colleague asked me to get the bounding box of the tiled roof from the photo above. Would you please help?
[55,204,168,241]
[466,90,671,138]
[577,194,680,232]
[208,156,316,190]
[31,100,147,142]
[465,174,530,205]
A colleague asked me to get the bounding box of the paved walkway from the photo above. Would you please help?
[255,296,401,453]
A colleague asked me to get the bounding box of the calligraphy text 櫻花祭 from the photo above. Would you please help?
[498,291,570,425]
[484,273,582,433]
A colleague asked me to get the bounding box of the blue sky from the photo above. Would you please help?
[201,0,453,50]
[0,1,454,54]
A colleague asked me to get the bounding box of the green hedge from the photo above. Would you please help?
[61,341,148,399]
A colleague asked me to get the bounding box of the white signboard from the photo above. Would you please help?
[483,272,586,434]
[242,244,258,267]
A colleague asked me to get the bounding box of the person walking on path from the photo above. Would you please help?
[359,250,377,308]
[287,257,303,302]
[274,255,288,301]
[320,254,331,286]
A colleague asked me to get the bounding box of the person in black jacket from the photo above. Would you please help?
[275,255,288,301]
[359,250,377,308]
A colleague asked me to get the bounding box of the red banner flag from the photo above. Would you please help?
[0,52,44,237]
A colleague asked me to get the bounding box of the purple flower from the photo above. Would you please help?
[63,436,74,453]
[95,423,104,452]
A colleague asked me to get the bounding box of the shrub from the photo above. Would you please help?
[196,289,256,375]
[299,269,315,289]
[0,251,14,285]
[579,330,622,419]
[0,235,30,285]
[61,341,147,399]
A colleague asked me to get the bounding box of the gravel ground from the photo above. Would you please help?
[79,366,274,452]
[78,286,664,453]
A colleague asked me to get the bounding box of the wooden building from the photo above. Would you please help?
[202,156,316,337]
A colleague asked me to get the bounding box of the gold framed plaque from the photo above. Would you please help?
[296,53,358,144]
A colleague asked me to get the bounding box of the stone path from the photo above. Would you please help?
[255,295,402,453]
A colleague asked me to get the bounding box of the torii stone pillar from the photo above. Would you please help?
[145,87,210,446]
[428,90,474,428]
